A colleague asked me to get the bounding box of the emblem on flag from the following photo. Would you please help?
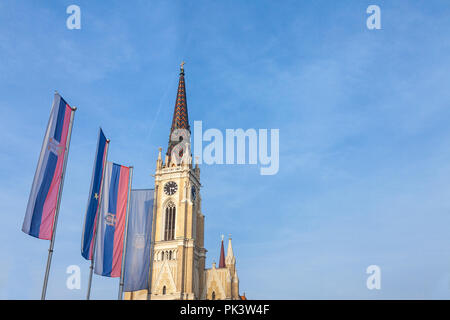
[133,234,145,249]
[105,213,116,226]
[47,137,64,156]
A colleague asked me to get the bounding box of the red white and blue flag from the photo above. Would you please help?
[81,128,109,260]
[94,162,131,277]
[22,93,74,240]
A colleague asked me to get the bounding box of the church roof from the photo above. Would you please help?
[167,62,190,157]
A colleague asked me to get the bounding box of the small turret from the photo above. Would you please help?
[157,147,162,169]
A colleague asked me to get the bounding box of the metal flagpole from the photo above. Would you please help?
[147,185,158,300]
[41,106,76,300]
[118,166,134,300]
[86,138,110,300]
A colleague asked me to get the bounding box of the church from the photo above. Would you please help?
[124,64,243,300]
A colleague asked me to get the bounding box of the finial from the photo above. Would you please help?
[221,234,224,241]
[180,61,185,70]
[228,233,232,240]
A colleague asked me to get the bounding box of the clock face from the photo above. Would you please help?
[191,186,197,200]
[164,181,178,195]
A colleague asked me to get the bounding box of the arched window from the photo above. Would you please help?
[169,251,172,260]
[164,202,176,240]
[161,251,164,261]
[212,291,216,300]
[162,286,166,295]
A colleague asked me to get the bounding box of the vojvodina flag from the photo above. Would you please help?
[81,128,108,260]
[22,93,75,239]
[124,189,154,292]
[94,162,131,277]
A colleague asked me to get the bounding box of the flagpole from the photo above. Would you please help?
[41,106,76,300]
[118,166,133,300]
[147,185,158,300]
[86,138,110,300]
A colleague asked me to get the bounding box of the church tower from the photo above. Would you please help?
[149,63,206,300]
[124,64,242,300]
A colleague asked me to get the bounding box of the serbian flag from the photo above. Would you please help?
[22,93,74,240]
[94,162,131,277]
[81,129,109,260]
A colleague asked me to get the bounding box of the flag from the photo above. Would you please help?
[94,162,131,277]
[124,189,154,292]
[22,93,74,240]
[81,128,108,260]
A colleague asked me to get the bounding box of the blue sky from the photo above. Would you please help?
[1,0,450,299]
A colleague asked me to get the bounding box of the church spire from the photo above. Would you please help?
[226,235,236,266]
[219,235,226,268]
[167,62,190,158]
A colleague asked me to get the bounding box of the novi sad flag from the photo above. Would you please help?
[81,128,108,260]
[22,93,75,240]
[124,189,154,292]
[94,162,131,277]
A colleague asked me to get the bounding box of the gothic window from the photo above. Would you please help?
[164,202,176,240]
[161,251,164,260]
[212,291,216,300]
[162,286,166,295]
[169,251,172,260]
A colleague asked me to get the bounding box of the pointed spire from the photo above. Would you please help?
[226,235,235,265]
[219,235,226,268]
[167,62,190,159]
